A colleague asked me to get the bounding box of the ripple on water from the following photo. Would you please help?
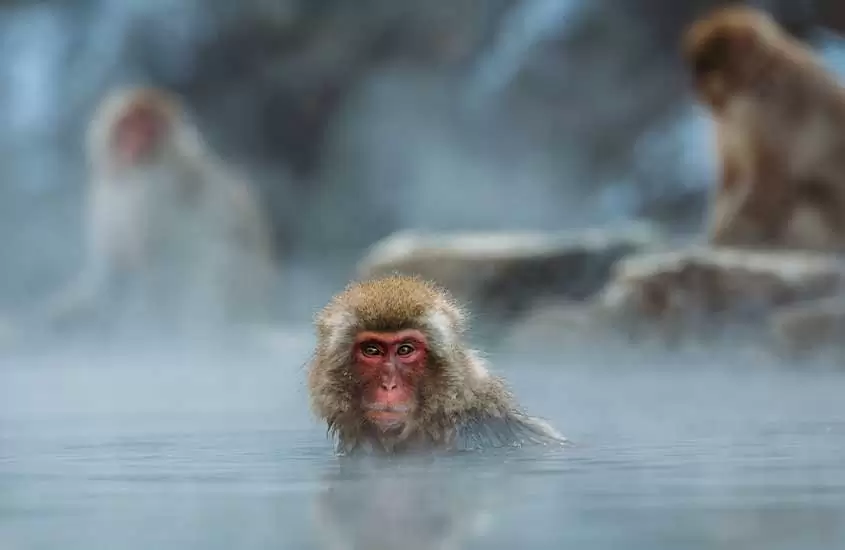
[2,349,845,548]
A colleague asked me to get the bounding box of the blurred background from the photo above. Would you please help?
[0,0,844,322]
[3,3,845,550]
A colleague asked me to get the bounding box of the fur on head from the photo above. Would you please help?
[682,6,786,108]
[308,275,508,448]
[87,86,205,173]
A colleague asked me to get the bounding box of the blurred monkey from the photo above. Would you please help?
[683,6,845,251]
[43,86,279,335]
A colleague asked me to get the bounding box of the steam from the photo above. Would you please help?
[465,0,588,103]
[1,6,845,549]
[2,1,843,337]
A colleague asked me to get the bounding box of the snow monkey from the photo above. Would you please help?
[307,275,567,455]
[45,86,279,334]
[683,6,845,251]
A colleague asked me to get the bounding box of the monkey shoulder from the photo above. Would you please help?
[444,372,566,451]
[333,412,566,457]
[452,408,568,452]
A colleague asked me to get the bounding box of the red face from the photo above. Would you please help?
[112,105,165,166]
[354,329,428,431]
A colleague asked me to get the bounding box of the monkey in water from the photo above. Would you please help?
[307,275,567,455]
[683,6,845,251]
[45,86,278,334]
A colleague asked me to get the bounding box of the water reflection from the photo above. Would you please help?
[2,344,845,548]
[312,456,503,550]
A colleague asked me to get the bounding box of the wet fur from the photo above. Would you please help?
[308,275,567,455]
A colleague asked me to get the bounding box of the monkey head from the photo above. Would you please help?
[111,99,168,165]
[682,6,784,110]
[308,275,490,450]
[87,87,204,174]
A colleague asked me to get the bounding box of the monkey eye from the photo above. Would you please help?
[396,343,415,357]
[360,343,383,357]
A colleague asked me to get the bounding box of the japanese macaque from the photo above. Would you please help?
[307,275,567,455]
[44,86,278,334]
[682,6,845,251]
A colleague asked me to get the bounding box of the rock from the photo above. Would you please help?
[356,223,665,327]
[598,246,845,342]
[770,295,845,357]
[500,299,624,353]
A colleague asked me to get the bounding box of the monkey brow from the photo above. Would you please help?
[358,318,422,333]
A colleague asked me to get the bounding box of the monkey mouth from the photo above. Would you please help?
[363,404,411,429]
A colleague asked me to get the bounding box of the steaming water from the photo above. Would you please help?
[2,340,845,549]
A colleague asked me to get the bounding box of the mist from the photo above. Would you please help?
[3,1,845,549]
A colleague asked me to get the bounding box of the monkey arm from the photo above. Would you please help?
[35,265,113,330]
[31,232,134,332]
[709,125,751,245]
[709,131,791,246]
[709,183,755,244]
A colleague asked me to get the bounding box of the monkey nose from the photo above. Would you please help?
[380,380,398,391]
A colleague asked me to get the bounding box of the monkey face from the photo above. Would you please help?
[111,103,168,167]
[683,7,777,109]
[353,329,428,432]
[687,30,745,110]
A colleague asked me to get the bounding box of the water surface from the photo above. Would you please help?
[1,340,844,549]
